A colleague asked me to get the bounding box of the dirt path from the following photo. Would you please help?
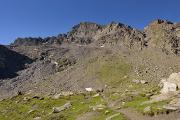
[118,108,180,120]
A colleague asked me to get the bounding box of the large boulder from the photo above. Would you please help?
[160,81,177,94]
[160,72,180,94]
[167,72,180,88]
[52,102,72,113]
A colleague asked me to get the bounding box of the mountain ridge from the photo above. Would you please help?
[0,19,180,100]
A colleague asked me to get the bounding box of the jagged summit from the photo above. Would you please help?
[71,22,103,31]
[9,20,180,55]
[11,21,144,47]
[149,19,173,25]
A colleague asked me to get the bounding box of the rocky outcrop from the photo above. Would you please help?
[67,22,103,44]
[52,102,72,113]
[145,19,180,54]
[168,72,180,88]
[94,22,146,50]
[160,80,177,94]
[160,72,180,94]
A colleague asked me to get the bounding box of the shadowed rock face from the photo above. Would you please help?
[0,45,32,79]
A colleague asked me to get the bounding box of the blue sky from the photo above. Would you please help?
[0,0,180,45]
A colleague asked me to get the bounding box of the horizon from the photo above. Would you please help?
[0,0,180,45]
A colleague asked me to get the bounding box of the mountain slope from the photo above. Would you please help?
[0,19,180,100]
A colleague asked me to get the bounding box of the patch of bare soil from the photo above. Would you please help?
[76,112,99,120]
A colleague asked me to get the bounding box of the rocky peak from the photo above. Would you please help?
[94,22,145,50]
[71,22,102,31]
[67,22,103,44]
[12,37,44,46]
[106,21,132,30]
[9,20,180,54]
[144,19,174,33]
[145,19,180,54]
[149,19,173,25]
[43,34,67,45]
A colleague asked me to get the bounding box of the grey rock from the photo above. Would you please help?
[163,105,178,111]
[33,117,41,120]
[53,91,74,99]
[143,106,151,113]
[140,80,148,84]
[106,113,120,120]
[53,102,72,113]
[91,104,106,111]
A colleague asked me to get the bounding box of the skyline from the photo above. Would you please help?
[0,0,180,45]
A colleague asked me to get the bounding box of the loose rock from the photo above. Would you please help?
[91,104,106,111]
[33,117,41,120]
[53,91,74,99]
[106,113,120,120]
[143,106,151,113]
[53,102,72,113]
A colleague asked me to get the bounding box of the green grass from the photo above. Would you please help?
[0,94,126,120]
[86,55,132,87]
[123,96,169,116]
[86,55,159,103]
[99,57,131,86]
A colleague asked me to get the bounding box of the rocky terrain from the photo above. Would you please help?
[0,19,180,120]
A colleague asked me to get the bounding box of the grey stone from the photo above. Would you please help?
[160,81,177,94]
[53,102,72,113]
[106,113,120,120]
[143,106,151,113]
